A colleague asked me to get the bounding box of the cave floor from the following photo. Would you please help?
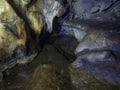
[0,44,120,90]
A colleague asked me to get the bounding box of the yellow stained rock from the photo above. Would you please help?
[0,20,26,60]
[27,5,43,34]
[0,0,27,64]
[0,0,16,21]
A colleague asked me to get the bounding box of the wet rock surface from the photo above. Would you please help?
[0,0,120,90]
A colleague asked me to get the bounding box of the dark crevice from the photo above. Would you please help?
[102,3,114,12]
[25,23,38,55]
[6,0,26,21]
[4,25,20,39]
[62,0,68,5]
[50,44,76,63]
[26,0,38,9]
[39,25,51,49]
[103,0,120,12]
[52,16,61,33]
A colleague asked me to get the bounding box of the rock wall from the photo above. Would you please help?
[0,0,120,90]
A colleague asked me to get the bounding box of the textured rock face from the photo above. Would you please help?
[67,0,120,86]
[0,0,40,80]
[6,0,44,35]
[36,0,64,32]
[71,0,120,21]
[0,0,120,90]
[7,0,65,33]
[1,45,74,90]
[70,67,120,90]
[0,0,16,21]
[22,64,73,90]
[0,0,27,71]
